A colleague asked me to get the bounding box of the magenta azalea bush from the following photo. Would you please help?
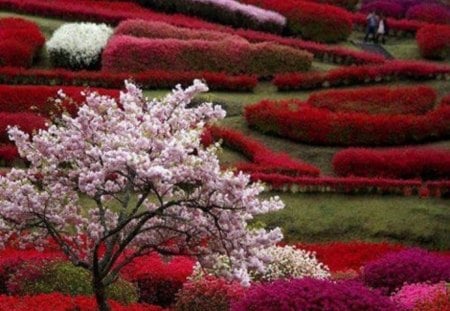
[361,249,450,294]
[392,282,447,310]
[231,278,398,311]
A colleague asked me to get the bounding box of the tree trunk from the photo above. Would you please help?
[93,272,110,311]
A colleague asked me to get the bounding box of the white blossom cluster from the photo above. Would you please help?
[192,245,330,283]
[46,22,113,70]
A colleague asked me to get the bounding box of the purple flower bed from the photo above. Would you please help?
[361,249,450,294]
[231,278,398,311]
[360,0,447,19]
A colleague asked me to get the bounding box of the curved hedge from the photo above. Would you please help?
[332,148,450,180]
[307,85,437,115]
[240,0,353,42]
[244,99,450,146]
[406,3,450,25]
[102,35,312,76]
[417,25,450,60]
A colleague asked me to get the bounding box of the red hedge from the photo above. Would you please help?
[332,148,450,180]
[302,0,358,10]
[0,67,257,92]
[102,35,312,76]
[406,3,450,25]
[204,126,320,177]
[0,144,19,165]
[273,60,450,90]
[417,24,450,60]
[360,1,405,19]
[0,85,120,116]
[244,99,450,145]
[240,0,353,42]
[0,112,47,143]
[0,17,45,67]
[307,85,437,115]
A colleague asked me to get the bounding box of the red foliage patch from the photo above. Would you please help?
[417,24,450,60]
[333,148,450,180]
[406,3,450,25]
[0,17,45,68]
[0,112,47,143]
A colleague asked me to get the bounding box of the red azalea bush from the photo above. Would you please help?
[0,17,45,67]
[0,112,47,143]
[231,278,398,311]
[0,85,120,116]
[332,148,450,180]
[307,85,437,115]
[0,67,257,92]
[361,1,405,19]
[406,3,450,25]
[204,126,320,177]
[274,60,450,90]
[102,35,312,76]
[115,19,241,42]
[240,0,353,42]
[120,253,194,307]
[417,25,450,60]
[244,99,450,145]
[0,293,163,311]
[302,0,359,10]
[296,241,405,272]
[175,277,245,311]
[0,144,19,165]
[361,248,450,294]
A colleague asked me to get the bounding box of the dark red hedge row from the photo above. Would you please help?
[102,35,312,76]
[352,12,426,37]
[302,0,359,10]
[0,17,45,68]
[307,85,437,115]
[0,144,18,165]
[244,99,450,145]
[250,173,450,197]
[416,24,450,60]
[274,60,450,90]
[202,126,321,177]
[0,67,257,92]
[0,112,47,143]
[239,0,353,42]
[406,3,450,25]
[332,148,450,180]
[0,85,119,116]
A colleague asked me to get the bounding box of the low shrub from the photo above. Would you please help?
[0,144,19,166]
[417,25,450,60]
[332,148,450,180]
[296,241,405,272]
[361,1,405,19]
[244,99,450,146]
[46,22,114,70]
[231,278,398,311]
[136,0,286,33]
[0,112,47,143]
[102,35,312,76]
[175,277,245,311]
[0,85,119,116]
[0,17,45,67]
[7,260,138,304]
[303,0,359,10]
[274,60,450,91]
[120,253,194,307]
[361,248,450,294]
[307,85,437,115]
[413,290,450,311]
[392,282,448,310]
[0,293,163,311]
[406,3,450,24]
[241,0,353,42]
[115,19,241,41]
[0,67,257,92]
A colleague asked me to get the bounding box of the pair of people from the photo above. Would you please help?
[364,11,388,44]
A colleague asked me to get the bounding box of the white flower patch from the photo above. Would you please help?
[46,22,113,70]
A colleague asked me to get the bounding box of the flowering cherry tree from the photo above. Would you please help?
[0,80,284,310]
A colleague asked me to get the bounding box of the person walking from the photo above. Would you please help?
[376,14,388,44]
[364,11,378,42]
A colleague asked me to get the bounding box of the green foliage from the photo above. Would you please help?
[12,261,138,304]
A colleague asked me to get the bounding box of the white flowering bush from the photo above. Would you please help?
[192,245,330,282]
[46,22,113,70]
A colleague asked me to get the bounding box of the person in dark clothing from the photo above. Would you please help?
[364,11,379,43]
